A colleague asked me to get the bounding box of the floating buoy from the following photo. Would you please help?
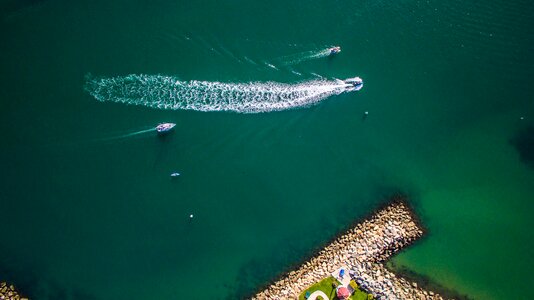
[364,111,369,115]
[190,214,194,219]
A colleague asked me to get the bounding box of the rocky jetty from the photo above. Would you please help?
[252,201,447,300]
[0,282,27,300]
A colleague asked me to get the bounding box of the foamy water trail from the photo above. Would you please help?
[95,127,156,142]
[85,74,359,113]
[278,48,332,66]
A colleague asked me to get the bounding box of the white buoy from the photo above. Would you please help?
[364,111,369,115]
[190,214,194,219]
[520,116,524,120]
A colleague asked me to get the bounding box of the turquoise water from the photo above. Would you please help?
[1,0,533,299]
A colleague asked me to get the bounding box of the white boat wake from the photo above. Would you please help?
[85,74,362,113]
[277,48,333,66]
[91,127,156,143]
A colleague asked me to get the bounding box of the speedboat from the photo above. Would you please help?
[156,123,176,133]
[170,172,180,177]
[344,77,364,91]
[329,46,341,55]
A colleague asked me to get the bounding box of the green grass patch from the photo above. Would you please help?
[298,276,372,300]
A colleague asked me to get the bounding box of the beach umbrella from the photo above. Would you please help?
[336,286,350,299]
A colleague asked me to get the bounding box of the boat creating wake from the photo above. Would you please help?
[85,74,363,113]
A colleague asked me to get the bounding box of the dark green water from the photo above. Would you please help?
[1,0,533,299]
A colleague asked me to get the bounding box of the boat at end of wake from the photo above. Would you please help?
[343,77,363,91]
[329,46,341,55]
[156,123,176,133]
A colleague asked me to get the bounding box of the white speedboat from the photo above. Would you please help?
[329,46,341,55]
[344,77,364,91]
[156,123,176,133]
[170,172,180,177]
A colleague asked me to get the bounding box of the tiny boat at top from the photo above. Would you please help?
[343,77,364,91]
[329,46,341,55]
[156,123,176,133]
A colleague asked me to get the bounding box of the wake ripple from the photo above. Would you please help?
[278,48,332,66]
[85,74,359,113]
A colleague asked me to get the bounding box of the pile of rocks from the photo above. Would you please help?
[353,263,439,300]
[0,282,27,300]
[252,202,447,300]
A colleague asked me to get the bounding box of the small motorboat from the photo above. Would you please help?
[170,172,180,177]
[344,77,364,91]
[156,123,176,133]
[329,46,341,55]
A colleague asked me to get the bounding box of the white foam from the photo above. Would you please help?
[85,74,359,113]
[279,48,332,66]
[265,63,279,70]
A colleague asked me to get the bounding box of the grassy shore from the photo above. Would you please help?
[298,277,372,300]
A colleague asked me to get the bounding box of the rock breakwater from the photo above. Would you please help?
[0,282,27,300]
[252,201,447,300]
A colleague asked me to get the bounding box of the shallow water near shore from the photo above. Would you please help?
[1,0,533,299]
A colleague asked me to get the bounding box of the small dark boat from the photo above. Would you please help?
[156,123,176,133]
